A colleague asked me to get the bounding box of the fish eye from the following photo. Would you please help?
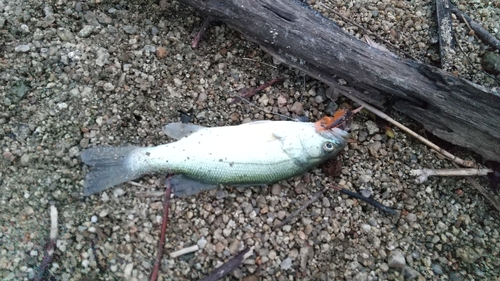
[323,141,335,152]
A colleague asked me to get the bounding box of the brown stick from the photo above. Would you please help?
[192,16,213,48]
[231,78,284,103]
[150,177,172,281]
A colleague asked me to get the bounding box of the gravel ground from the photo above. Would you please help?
[1,0,500,280]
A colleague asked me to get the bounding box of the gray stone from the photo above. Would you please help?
[290,101,304,115]
[97,12,112,24]
[365,120,379,135]
[103,83,115,92]
[78,25,95,38]
[19,24,30,33]
[402,266,421,280]
[368,141,382,156]
[280,257,292,270]
[271,184,281,195]
[20,154,30,166]
[57,28,74,42]
[431,263,444,275]
[388,249,406,269]
[482,51,500,75]
[406,213,417,222]
[123,25,137,34]
[15,44,30,53]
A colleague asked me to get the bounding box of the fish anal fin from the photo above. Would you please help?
[171,175,217,197]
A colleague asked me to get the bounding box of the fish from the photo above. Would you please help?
[81,120,349,197]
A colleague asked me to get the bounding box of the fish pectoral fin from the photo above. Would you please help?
[171,175,218,197]
[163,122,206,140]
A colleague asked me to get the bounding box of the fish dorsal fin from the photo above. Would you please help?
[163,122,206,140]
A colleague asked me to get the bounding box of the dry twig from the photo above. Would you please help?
[231,78,284,103]
[410,168,493,183]
[275,186,329,228]
[170,245,199,258]
[332,185,397,215]
[191,16,213,48]
[34,206,58,281]
[347,95,476,168]
[276,183,396,229]
[150,177,172,281]
[451,163,500,212]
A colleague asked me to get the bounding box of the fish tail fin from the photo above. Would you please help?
[81,146,141,196]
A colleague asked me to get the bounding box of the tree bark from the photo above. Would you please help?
[179,0,500,163]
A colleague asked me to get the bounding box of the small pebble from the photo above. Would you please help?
[388,249,406,269]
[156,46,168,59]
[281,257,292,270]
[290,101,304,115]
[271,184,282,195]
[15,44,30,53]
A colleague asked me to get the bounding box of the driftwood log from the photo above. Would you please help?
[179,0,500,163]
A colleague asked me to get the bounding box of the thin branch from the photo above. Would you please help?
[34,206,58,281]
[275,183,397,229]
[449,3,500,51]
[241,57,278,69]
[410,168,493,183]
[128,181,150,188]
[331,185,397,215]
[135,191,165,198]
[191,16,213,48]
[347,95,476,168]
[200,247,254,281]
[150,177,172,281]
[451,163,500,212]
[170,245,199,258]
[231,78,284,103]
[274,186,329,228]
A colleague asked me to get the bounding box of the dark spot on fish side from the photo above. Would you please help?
[219,159,223,162]
[146,152,151,156]
[229,162,234,167]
